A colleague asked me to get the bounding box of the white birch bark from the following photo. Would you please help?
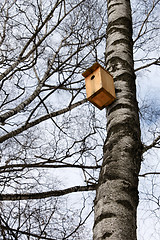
[93,1,142,239]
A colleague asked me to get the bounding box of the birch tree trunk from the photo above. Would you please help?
[93,1,142,239]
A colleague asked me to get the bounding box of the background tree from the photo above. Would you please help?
[0,0,160,239]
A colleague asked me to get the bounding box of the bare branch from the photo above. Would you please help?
[139,172,160,177]
[133,0,160,44]
[0,162,100,174]
[0,98,87,143]
[143,135,160,153]
[0,185,97,201]
[135,57,160,72]
[0,223,56,240]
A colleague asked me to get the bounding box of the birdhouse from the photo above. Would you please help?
[82,62,116,110]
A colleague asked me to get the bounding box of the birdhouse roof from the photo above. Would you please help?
[82,62,112,78]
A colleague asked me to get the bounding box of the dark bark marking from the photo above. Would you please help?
[114,72,136,82]
[103,174,122,181]
[112,73,137,100]
[107,103,137,115]
[106,50,114,57]
[111,38,132,47]
[116,199,134,211]
[107,26,133,39]
[94,212,116,227]
[108,2,123,11]
[107,17,132,35]
[100,162,138,184]
[122,186,139,208]
[106,56,133,73]
[115,88,122,94]
[102,232,113,239]
[106,119,141,141]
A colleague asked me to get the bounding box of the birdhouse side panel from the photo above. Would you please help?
[100,68,116,99]
[85,67,102,99]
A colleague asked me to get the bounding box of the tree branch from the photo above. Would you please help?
[0,223,56,240]
[133,0,160,44]
[0,162,100,173]
[135,57,160,72]
[143,135,160,153]
[0,98,87,143]
[139,172,160,177]
[0,184,97,201]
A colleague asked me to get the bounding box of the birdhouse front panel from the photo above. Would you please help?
[82,62,116,110]
[85,67,102,99]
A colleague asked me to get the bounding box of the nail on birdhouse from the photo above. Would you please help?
[82,62,116,110]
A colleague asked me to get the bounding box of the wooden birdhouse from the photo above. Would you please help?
[82,62,116,110]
